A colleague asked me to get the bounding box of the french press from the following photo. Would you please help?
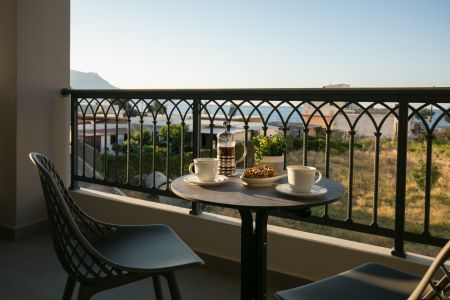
[217,121,247,176]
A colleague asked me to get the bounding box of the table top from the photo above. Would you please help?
[171,175,344,211]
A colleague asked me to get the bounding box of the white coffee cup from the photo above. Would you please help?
[287,165,322,193]
[189,158,218,182]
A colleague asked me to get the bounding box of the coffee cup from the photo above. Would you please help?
[189,158,218,182]
[287,165,322,193]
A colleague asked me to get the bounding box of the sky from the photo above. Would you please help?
[71,0,450,89]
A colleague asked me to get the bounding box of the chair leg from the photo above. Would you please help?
[77,284,94,300]
[164,272,181,300]
[63,276,76,300]
[152,275,163,300]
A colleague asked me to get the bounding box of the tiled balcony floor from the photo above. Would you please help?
[0,232,283,300]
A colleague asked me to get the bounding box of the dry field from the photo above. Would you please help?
[205,138,450,257]
[96,134,449,257]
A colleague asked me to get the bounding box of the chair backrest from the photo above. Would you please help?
[29,152,124,282]
[409,240,450,300]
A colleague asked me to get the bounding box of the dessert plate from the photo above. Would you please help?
[240,172,287,187]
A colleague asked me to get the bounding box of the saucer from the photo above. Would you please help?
[275,184,327,197]
[183,174,229,186]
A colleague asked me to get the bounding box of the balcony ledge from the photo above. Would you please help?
[71,188,434,282]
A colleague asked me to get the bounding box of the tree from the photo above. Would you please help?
[110,99,167,117]
[110,99,140,117]
[158,124,191,153]
[411,160,441,191]
[113,129,152,153]
[417,108,435,121]
[150,100,167,115]
[130,129,151,145]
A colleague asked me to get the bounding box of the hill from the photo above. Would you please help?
[70,70,118,89]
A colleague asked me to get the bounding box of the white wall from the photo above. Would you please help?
[0,0,70,238]
[334,113,398,139]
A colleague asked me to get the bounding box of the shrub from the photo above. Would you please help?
[252,134,287,162]
[98,148,212,185]
[289,135,351,154]
[158,124,192,153]
[411,160,442,191]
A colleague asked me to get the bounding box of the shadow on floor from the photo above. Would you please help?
[0,232,286,299]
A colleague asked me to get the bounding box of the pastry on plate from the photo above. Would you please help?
[242,165,276,178]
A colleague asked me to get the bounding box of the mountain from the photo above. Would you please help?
[70,70,118,89]
[323,83,350,88]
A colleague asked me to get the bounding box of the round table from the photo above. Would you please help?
[171,175,344,300]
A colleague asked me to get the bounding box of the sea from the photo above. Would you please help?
[161,102,304,123]
[160,102,450,129]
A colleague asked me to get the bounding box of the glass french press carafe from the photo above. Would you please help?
[217,121,247,176]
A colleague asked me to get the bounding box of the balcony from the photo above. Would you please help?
[0,88,423,297]
[2,83,450,299]
[1,2,449,298]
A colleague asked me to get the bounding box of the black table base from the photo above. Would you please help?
[239,209,270,300]
[171,176,344,300]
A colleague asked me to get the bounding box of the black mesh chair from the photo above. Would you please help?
[29,152,204,300]
[275,240,449,300]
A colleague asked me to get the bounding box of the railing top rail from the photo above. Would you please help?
[62,87,450,102]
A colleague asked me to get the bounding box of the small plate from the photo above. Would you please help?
[183,174,229,186]
[240,172,287,187]
[275,184,327,197]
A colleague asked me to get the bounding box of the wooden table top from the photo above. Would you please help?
[171,175,344,210]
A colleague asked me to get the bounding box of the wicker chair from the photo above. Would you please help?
[275,240,449,300]
[29,152,204,300]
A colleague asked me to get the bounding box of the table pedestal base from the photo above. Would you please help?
[239,209,269,300]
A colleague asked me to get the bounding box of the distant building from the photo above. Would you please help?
[302,83,354,119]
[301,84,399,139]
[333,109,398,139]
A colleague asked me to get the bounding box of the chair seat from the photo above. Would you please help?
[275,263,421,300]
[90,225,204,273]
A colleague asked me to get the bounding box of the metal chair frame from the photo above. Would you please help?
[275,240,449,300]
[30,152,202,299]
[409,241,450,299]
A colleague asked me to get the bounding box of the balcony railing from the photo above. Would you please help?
[63,87,450,257]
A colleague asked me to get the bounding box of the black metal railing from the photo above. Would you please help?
[63,87,450,257]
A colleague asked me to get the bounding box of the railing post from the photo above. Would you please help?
[423,133,433,237]
[190,96,202,215]
[392,98,408,258]
[70,93,79,190]
[192,96,201,159]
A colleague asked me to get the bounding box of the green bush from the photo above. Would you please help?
[252,134,287,162]
[112,129,152,153]
[98,148,211,186]
[289,135,351,154]
[158,124,192,153]
[411,160,442,191]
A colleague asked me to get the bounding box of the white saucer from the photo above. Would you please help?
[183,174,229,186]
[275,184,327,197]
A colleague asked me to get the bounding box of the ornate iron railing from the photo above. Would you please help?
[63,88,450,257]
